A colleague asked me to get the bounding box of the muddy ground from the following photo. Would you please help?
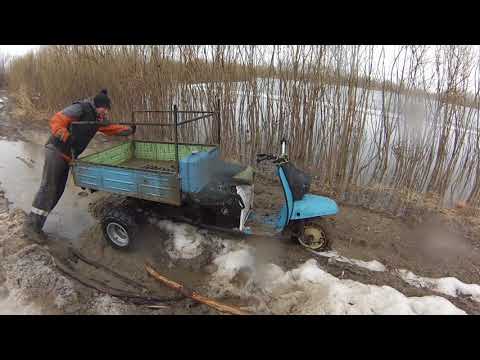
[254,174,480,284]
[1,89,480,315]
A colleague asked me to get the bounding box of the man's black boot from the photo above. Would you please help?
[22,214,48,245]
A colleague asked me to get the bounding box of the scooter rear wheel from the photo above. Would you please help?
[101,207,139,250]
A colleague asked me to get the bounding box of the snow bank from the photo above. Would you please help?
[209,251,466,314]
[398,270,480,302]
[309,250,387,272]
[311,249,480,304]
[266,260,465,315]
[155,220,205,259]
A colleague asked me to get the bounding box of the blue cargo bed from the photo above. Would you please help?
[72,140,219,206]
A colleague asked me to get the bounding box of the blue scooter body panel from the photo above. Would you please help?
[275,165,339,231]
[290,194,339,219]
[276,166,294,230]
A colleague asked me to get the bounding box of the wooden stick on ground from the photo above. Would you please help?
[145,262,251,315]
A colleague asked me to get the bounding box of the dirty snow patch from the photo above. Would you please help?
[90,294,127,315]
[155,220,204,259]
[308,249,480,304]
[262,259,465,314]
[208,249,466,314]
[213,248,256,281]
[398,269,480,302]
[309,250,387,272]
[0,292,41,315]
[3,245,79,311]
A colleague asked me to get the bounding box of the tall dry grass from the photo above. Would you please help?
[0,52,9,88]
[6,45,480,206]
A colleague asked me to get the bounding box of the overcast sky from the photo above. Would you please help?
[0,45,41,57]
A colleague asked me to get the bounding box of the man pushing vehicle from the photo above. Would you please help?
[23,89,136,243]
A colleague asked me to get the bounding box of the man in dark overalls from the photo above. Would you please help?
[23,89,136,243]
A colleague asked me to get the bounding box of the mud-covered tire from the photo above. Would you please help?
[101,207,139,250]
[298,226,329,251]
[291,219,332,252]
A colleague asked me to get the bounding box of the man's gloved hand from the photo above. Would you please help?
[54,128,70,142]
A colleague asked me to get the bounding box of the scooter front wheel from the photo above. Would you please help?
[294,222,330,251]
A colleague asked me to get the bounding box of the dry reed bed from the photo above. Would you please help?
[6,45,480,206]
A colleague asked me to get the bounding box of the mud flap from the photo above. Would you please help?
[236,185,254,231]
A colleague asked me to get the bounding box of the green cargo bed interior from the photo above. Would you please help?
[79,141,216,171]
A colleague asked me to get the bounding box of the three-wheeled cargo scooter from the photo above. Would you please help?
[70,102,339,251]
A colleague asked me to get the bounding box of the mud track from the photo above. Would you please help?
[2,89,480,314]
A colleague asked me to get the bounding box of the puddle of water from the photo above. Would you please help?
[0,140,100,241]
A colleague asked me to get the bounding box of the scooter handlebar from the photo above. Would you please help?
[256,153,277,163]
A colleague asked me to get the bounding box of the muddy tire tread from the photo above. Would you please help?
[101,206,139,250]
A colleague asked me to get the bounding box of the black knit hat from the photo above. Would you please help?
[93,89,111,109]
